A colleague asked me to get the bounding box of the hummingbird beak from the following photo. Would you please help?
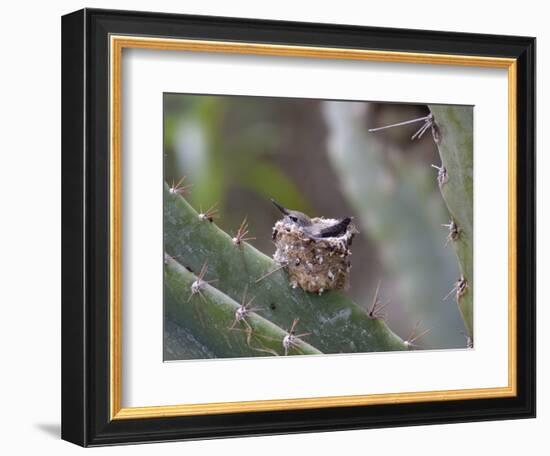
[271,198,289,216]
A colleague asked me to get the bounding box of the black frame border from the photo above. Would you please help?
[61,8,535,447]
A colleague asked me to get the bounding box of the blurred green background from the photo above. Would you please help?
[164,93,470,350]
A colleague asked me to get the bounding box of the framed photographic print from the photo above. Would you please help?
[61,8,536,447]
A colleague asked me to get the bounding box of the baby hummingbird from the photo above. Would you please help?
[271,199,351,238]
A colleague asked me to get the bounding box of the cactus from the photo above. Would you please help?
[164,321,217,360]
[429,105,474,341]
[164,183,406,359]
[165,254,321,357]
[323,102,465,348]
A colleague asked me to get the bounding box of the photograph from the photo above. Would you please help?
[163,94,473,361]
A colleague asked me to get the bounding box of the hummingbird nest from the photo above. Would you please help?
[272,217,357,295]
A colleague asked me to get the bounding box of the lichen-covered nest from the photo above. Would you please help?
[272,218,357,294]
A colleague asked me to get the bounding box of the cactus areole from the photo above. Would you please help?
[272,217,357,294]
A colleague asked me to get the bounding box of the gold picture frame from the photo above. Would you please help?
[110,36,517,420]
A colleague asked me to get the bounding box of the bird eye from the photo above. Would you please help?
[289,216,298,222]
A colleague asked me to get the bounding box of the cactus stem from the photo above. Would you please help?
[198,202,219,222]
[165,252,324,357]
[232,216,256,246]
[429,105,473,341]
[169,175,193,195]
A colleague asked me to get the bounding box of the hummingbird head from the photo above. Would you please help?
[271,199,313,227]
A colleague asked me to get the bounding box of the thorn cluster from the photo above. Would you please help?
[404,321,432,349]
[368,113,436,141]
[228,286,260,345]
[441,219,461,245]
[188,262,218,302]
[169,176,193,195]
[367,280,390,320]
[431,163,449,187]
[232,217,256,246]
[187,262,218,327]
[443,275,468,302]
[198,203,219,222]
[282,318,311,356]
